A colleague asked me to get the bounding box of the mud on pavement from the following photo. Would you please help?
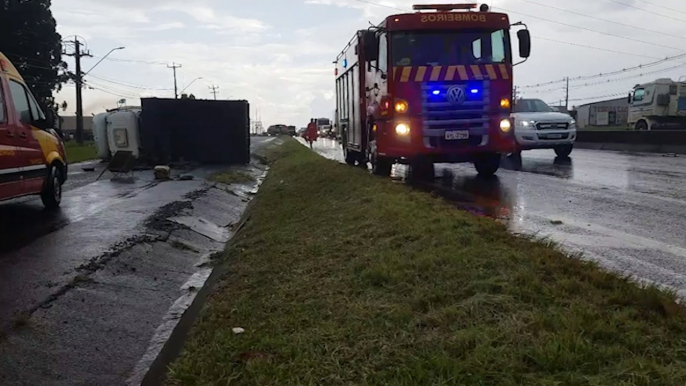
[0,160,270,386]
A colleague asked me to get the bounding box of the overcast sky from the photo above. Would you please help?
[52,0,686,127]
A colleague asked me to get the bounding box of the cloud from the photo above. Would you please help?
[52,0,686,127]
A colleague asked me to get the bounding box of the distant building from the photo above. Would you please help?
[549,105,570,114]
[575,98,629,129]
[59,116,94,140]
[60,116,94,134]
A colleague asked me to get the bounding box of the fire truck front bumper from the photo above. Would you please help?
[378,118,516,164]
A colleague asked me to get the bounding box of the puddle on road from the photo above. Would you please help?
[388,164,517,224]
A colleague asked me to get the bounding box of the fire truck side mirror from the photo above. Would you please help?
[517,30,531,58]
[363,30,379,63]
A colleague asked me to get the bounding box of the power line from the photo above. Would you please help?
[86,74,173,90]
[88,85,139,99]
[351,0,681,55]
[633,0,686,16]
[606,0,686,24]
[352,0,406,11]
[533,37,665,60]
[518,0,686,41]
[92,55,167,65]
[567,92,626,103]
[521,52,686,89]
[568,62,686,89]
[498,6,682,51]
[86,81,141,99]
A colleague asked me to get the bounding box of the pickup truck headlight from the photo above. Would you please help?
[569,119,577,129]
[517,120,536,128]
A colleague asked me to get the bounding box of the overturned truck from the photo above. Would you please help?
[95,98,250,165]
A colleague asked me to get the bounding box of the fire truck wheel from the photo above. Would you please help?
[474,154,501,177]
[344,148,358,166]
[371,155,393,176]
[409,160,435,181]
[41,165,63,209]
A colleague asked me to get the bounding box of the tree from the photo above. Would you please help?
[0,0,67,108]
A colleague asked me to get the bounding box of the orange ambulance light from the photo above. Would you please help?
[412,4,477,11]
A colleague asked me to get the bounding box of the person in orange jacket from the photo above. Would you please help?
[305,119,318,149]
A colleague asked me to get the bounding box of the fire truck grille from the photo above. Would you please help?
[421,81,490,148]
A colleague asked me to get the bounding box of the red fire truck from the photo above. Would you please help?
[335,3,530,177]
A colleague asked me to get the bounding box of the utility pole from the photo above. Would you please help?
[564,77,570,111]
[209,85,220,100]
[64,37,92,144]
[167,63,182,99]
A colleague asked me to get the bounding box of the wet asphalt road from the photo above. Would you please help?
[310,138,686,296]
[0,137,272,385]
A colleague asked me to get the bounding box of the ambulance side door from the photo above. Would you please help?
[8,79,47,194]
[0,76,24,199]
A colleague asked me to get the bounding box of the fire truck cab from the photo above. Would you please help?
[335,3,530,177]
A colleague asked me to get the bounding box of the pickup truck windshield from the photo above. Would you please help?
[515,99,554,113]
[391,29,509,67]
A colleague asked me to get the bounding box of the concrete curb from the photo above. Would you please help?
[132,167,268,386]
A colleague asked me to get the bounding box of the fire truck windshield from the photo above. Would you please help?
[391,29,509,67]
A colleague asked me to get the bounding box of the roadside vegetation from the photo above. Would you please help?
[168,139,686,385]
[64,140,98,164]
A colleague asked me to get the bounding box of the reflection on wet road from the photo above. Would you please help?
[309,138,686,296]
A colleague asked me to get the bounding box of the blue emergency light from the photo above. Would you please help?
[432,90,440,95]
[470,88,479,94]
[342,59,348,68]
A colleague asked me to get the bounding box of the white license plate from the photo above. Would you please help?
[445,130,470,140]
[547,134,563,139]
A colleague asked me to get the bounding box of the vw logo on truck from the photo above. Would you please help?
[447,86,467,105]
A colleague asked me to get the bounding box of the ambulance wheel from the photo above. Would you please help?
[41,165,63,209]
[474,153,501,177]
[409,159,435,182]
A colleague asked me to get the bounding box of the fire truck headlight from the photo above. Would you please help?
[395,123,410,136]
[500,98,511,109]
[500,119,512,133]
[394,100,408,113]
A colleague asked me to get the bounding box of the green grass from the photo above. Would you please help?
[167,139,686,385]
[64,141,98,164]
[208,170,255,185]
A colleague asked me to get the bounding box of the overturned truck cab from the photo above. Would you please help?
[335,3,530,177]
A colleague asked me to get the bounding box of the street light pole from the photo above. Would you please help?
[180,77,203,95]
[84,47,125,76]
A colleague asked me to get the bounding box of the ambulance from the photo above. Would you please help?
[0,52,67,208]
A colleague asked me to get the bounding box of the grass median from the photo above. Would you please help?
[64,140,98,164]
[167,139,686,385]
